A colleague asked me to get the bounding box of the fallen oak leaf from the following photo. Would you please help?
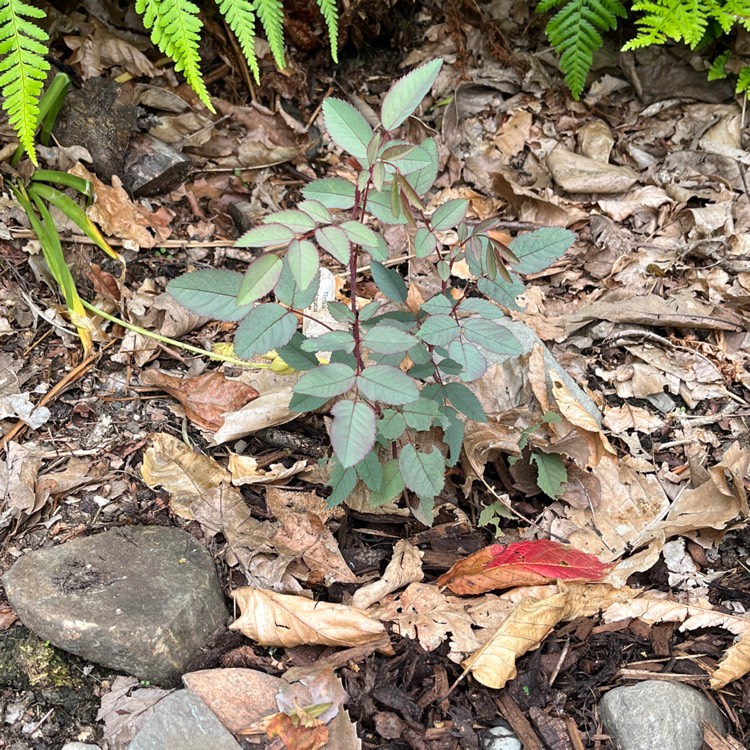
[437,540,609,595]
[462,591,569,689]
[140,369,259,431]
[230,587,392,652]
[351,540,424,609]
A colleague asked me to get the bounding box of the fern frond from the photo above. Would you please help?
[315,0,339,63]
[540,0,627,99]
[737,65,750,91]
[253,0,285,69]
[707,0,750,32]
[135,0,214,112]
[217,0,260,84]
[623,0,708,50]
[0,0,50,166]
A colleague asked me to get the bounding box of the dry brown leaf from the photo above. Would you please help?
[351,540,424,609]
[230,587,391,650]
[70,164,157,249]
[212,386,298,444]
[266,488,357,584]
[602,404,666,434]
[462,592,569,689]
[141,369,259,431]
[371,582,513,657]
[228,454,307,485]
[711,634,750,689]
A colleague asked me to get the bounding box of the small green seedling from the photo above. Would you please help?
[169,59,576,522]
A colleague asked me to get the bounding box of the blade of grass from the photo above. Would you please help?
[28,182,120,261]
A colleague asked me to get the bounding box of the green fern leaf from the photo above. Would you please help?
[737,65,750,91]
[315,0,339,63]
[623,0,708,50]
[708,0,750,32]
[217,0,260,83]
[0,0,50,166]
[135,0,214,112]
[539,0,627,99]
[253,0,285,70]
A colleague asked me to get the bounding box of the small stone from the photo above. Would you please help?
[482,722,521,750]
[127,690,241,750]
[547,145,638,194]
[3,526,228,686]
[578,120,615,163]
[182,668,283,735]
[599,680,727,750]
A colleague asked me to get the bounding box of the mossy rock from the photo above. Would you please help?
[0,629,84,691]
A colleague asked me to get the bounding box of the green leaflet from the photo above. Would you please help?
[286,239,319,290]
[368,459,404,506]
[357,365,419,405]
[380,59,442,131]
[302,178,356,209]
[370,261,408,303]
[398,444,445,499]
[417,314,460,346]
[168,269,253,322]
[330,399,377,467]
[236,223,296,248]
[327,459,357,507]
[300,331,355,353]
[234,303,297,357]
[315,225,350,265]
[296,363,356,398]
[322,98,373,161]
[236,254,283,305]
[461,318,522,356]
[361,324,417,354]
[530,451,568,498]
[510,227,575,274]
[355,450,383,491]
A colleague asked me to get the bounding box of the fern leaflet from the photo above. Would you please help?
[315,0,339,62]
[538,0,627,99]
[706,0,750,32]
[135,0,214,112]
[0,0,50,166]
[623,0,708,50]
[217,0,260,83]
[253,0,286,70]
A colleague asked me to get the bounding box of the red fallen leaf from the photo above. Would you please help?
[437,540,609,595]
[140,369,259,431]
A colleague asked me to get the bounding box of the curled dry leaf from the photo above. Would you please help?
[70,164,158,249]
[351,540,424,609]
[228,453,308,485]
[141,369,259,431]
[437,540,609,595]
[463,592,569,689]
[231,587,391,651]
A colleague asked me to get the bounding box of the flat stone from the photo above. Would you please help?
[127,690,241,750]
[182,668,283,735]
[547,145,638,194]
[599,680,727,750]
[578,120,615,163]
[3,526,228,686]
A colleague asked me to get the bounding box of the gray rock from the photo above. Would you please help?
[481,721,521,750]
[61,744,102,750]
[599,680,727,750]
[127,691,241,750]
[3,526,228,686]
